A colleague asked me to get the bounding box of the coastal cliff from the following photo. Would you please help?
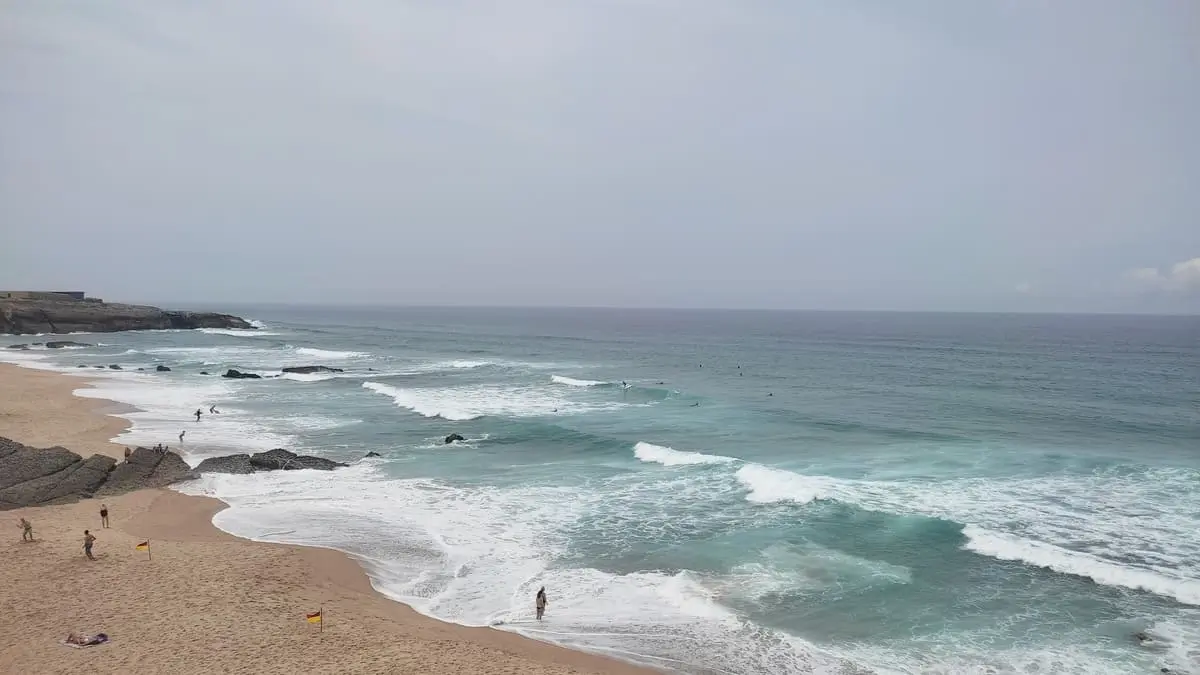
[0,293,252,334]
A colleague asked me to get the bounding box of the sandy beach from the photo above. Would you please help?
[0,364,658,675]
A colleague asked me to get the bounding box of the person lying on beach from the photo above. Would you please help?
[535,587,547,620]
[19,517,33,542]
[83,530,96,560]
[65,632,108,646]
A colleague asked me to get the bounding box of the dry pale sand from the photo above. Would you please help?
[0,363,659,675]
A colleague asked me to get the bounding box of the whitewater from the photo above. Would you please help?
[2,307,1197,674]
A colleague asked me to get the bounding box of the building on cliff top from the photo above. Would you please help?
[0,291,99,302]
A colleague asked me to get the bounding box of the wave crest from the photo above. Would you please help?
[962,525,1200,606]
[735,465,836,505]
[634,442,737,467]
[295,347,367,359]
[551,375,609,387]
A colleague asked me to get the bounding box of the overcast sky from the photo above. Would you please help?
[2,1,1197,312]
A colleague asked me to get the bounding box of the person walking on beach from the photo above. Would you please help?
[195,408,203,422]
[19,517,33,542]
[99,504,109,528]
[535,587,548,621]
[83,530,96,560]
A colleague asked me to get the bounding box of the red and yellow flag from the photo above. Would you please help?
[135,541,150,551]
[306,611,322,624]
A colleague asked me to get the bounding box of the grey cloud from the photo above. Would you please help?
[1,1,1197,312]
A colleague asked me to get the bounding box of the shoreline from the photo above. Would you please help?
[0,362,660,674]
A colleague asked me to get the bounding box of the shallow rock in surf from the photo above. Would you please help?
[223,369,261,379]
[249,448,346,471]
[45,340,92,349]
[281,365,344,374]
[108,364,122,370]
[445,433,466,444]
[156,365,171,372]
[6,344,30,350]
[364,451,382,458]
[194,454,255,474]
[199,371,210,375]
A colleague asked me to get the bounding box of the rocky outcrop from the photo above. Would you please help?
[0,437,195,510]
[0,295,252,335]
[223,369,261,379]
[364,451,382,458]
[156,365,171,372]
[281,366,344,374]
[45,340,92,348]
[6,344,29,350]
[193,454,255,474]
[108,364,122,370]
[445,433,465,444]
[249,448,346,471]
[96,447,196,496]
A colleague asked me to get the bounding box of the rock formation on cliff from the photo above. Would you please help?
[0,438,197,510]
[0,294,252,335]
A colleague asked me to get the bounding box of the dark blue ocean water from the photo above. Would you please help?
[4,308,1198,673]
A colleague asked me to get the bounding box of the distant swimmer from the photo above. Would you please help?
[690,402,700,407]
[767,393,773,397]
[178,430,185,443]
[194,409,202,422]
[552,408,558,413]
[535,587,548,621]
[209,405,219,414]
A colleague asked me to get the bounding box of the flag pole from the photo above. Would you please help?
[147,539,152,561]
[320,604,324,633]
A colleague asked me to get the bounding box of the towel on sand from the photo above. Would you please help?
[63,633,108,648]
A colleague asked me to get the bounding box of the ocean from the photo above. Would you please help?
[3,307,1198,674]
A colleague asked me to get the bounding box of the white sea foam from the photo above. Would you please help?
[551,375,608,387]
[247,319,268,329]
[198,328,282,337]
[962,525,1200,606]
[179,469,843,674]
[294,347,367,359]
[363,381,629,421]
[633,441,737,467]
[735,464,838,504]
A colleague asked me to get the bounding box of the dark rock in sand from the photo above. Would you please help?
[97,446,196,496]
[93,365,105,369]
[223,369,261,379]
[249,448,346,471]
[77,364,88,368]
[6,344,29,350]
[45,340,92,349]
[108,364,121,370]
[156,365,171,372]
[0,294,253,335]
[194,454,255,474]
[281,365,345,374]
[137,368,145,371]
[364,451,382,458]
[445,433,466,444]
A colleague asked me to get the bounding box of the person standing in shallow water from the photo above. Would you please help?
[83,530,96,560]
[99,504,109,528]
[194,408,202,422]
[535,587,547,621]
[179,430,185,443]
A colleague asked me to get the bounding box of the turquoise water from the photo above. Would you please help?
[3,308,1198,673]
